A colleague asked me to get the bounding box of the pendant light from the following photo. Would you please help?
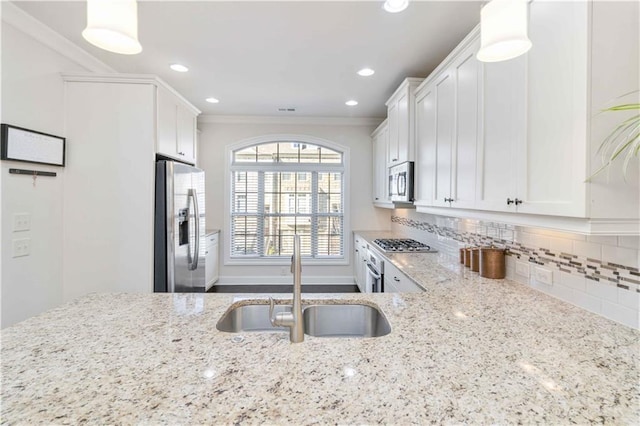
[383,0,409,14]
[82,0,142,55]
[477,0,531,62]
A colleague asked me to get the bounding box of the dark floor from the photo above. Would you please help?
[207,284,359,293]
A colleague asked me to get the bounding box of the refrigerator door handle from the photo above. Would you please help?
[189,188,200,271]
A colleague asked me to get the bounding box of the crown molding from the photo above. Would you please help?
[198,115,384,127]
[2,2,115,73]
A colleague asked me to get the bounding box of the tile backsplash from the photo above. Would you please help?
[391,210,640,329]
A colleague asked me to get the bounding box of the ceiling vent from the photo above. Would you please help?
[277,107,296,112]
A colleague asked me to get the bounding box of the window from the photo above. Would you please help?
[230,139,345,260]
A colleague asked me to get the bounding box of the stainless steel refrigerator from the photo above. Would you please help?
[154,160,206,292]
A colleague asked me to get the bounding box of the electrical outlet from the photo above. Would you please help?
[534,266,553,285]
[280,266,287,276]
[13,213,31,232]
[12,238,31,257]
[515,261,530,277]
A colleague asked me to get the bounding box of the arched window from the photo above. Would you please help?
[229,136,347,261]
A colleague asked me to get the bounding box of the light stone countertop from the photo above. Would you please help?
[2,233,639,424]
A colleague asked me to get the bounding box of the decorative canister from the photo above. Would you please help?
[464,248,474,268]
[479,247,506,279]
[459,248,465,264]
[470,248,480,272]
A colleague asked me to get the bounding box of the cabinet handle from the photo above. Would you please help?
[178,151,185,156]
[507,198,515,205]
[394,277,400,282]
[515,198,523,205]
[445,197,454,203]
[375,197,379,200]
[392,158,398,162]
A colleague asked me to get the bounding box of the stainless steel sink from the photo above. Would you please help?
[303,304,391,338]
[216,302,391,338]
[216,304,291,333]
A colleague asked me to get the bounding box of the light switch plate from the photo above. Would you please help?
[12,238,31,257]
[13,213,31,232]
[534,266,553,285]
[515,261,530,277]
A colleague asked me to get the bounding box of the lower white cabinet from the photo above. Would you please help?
[205,232,220,290]
[353,234,368,291]
[384,262,422,293]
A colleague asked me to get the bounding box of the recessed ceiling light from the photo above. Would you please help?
[345,100,358,106]
[170,63,189,72]
[383,0,409,13]
[206,97,220,104]
[357,68,375,77]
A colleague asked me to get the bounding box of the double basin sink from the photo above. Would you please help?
[217,302,391,338]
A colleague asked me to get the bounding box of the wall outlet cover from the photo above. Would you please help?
[12,238,31,257]
[534,266,553,285]
[13,213,31,232]
[515,261,530,277]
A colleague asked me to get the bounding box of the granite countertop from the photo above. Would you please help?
[2,236,639,424]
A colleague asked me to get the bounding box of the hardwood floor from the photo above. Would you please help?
[207,284,360,293]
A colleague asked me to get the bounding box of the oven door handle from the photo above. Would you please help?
[366,263,381,280]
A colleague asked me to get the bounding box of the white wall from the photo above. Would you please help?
[197,117,391,284]
[0,4,112,327]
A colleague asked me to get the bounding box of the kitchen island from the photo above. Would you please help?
[2,250,639,424]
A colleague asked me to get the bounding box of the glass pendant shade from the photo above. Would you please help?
[383,0,409,13]
[477,0,532,62]
[82,0,142,55]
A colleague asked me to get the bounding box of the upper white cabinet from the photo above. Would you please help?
[157,85,199,165]
[414,1,639,234]
[385,78,423,167]
[371,119,393,208]
[415,33,480,211]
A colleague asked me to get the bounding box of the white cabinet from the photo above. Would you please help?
[205,232,219,290]
[371,120,393,208]
[415,34,480,210]
[157,85,198,165]
[353,234,368,292]
[477,1,588,217]
[62,74,200,299]
[384,261,422,293]
[385,78,423,167]
[414,0,639,233]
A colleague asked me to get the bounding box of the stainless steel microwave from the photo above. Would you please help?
[388,161,414,203]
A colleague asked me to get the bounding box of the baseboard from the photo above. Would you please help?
[216,275,355,286]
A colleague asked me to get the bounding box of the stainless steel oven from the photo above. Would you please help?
[365,249,384,293]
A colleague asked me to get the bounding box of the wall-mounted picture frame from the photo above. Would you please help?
[1,124,65,167]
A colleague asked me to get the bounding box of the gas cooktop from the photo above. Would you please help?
[373,238,438,253]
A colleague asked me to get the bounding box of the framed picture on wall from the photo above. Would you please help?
[1,124,65,167]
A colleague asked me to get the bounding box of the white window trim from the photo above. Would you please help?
[224,134,350,266]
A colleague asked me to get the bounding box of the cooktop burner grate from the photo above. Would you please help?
[373,238,437,253]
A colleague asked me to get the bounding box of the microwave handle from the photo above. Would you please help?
[398,173,406,196]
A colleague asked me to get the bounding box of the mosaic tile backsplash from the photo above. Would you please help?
[390,211,640,329]
[391,215,640,293]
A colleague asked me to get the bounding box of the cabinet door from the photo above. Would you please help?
[372,125,390,204]
[177,105,196,163]
[432,72,454,207]
[415,86,436,206]
[157,86,178,158]
[396,92,410,163]
[205,234,219,289]
[451,42,480,210]
[475,56,525,212]
[387,102,400,165]
[517,0,588,217]
[384,263,422,293]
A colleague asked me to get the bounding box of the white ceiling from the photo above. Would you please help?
[14,1,481,118]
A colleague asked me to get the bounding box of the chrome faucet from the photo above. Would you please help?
[269,235,304,343]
